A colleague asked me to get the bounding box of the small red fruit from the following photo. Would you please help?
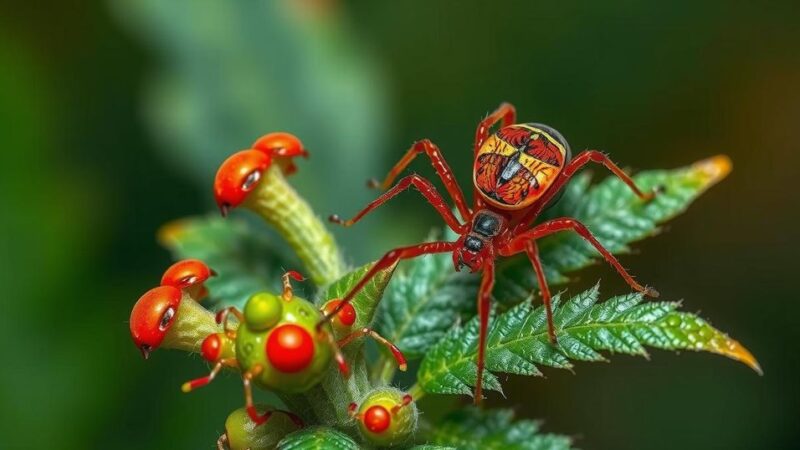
[130,286,182,359]
[363,405,391,433]
[201,334,223,362]
[214,150,271,216]
[161,259,214,289]
[252,132,308,159]
[324,300,356,327]
[266,324,315,373]
[161,259,215,301]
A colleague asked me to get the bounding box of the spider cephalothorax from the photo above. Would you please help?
[325,102,658,402]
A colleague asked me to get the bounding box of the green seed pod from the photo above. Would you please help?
[236,291,334,393]
[353,387,417,447]
[160,291,221,353]
[221,405,299,450]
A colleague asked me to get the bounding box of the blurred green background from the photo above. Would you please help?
[1,0,798,449]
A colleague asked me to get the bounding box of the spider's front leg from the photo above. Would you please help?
[368,139,471,220]
[329,174,467,233]
[318,241,457,327]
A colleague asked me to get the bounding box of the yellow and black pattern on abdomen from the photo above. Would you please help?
[475,153,539,206]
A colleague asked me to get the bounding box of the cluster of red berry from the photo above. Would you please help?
[128,133,416,448]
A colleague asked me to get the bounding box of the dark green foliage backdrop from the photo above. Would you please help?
[0,1,797,449]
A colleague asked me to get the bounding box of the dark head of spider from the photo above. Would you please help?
[453,210,506,273]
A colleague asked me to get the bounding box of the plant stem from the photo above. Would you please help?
[162,294,222,353]
[244,165,345,286]
[407,383,425,403]
[370,354,397,386]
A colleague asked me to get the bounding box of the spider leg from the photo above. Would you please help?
[517,150,657,230]
[524,241,557,344]
[338,327,408,371]
[509,218,659,297]
[319,327,350,377]
[215,307,244,339]
[474,262,495,405]
[181,358,238,392]
[319,242,457,328]
[564,150,656,200]
[368,139,471,220]
[474,102,517,155]
[329,174,467,233]
[281,270,304,301]
[243,366,304,427]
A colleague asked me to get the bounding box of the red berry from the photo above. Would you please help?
[129,286,182,358]
[214,150,272,215]
[266,324,315,373]
[252,132,307,159]
[363,405,391,434]
[201,334,222,362]
[324,300,356,327]
[161,259,213,289]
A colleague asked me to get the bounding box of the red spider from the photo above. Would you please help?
[323,103,659,402]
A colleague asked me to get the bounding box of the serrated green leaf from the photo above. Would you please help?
[376,232,477,359]
[495,156,732,302]
[429,407,573,450]
[276,426,360,450]
[321,261,398,331]
[158,215,293,310]
[417,284,760,395]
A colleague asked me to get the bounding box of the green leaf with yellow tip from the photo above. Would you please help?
[417,284,760,396]
[495,155,733,302]
[158,215,294,310]
[429,407,573,450]
[276,426,360,450]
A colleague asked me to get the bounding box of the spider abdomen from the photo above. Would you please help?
[473,123,570,210]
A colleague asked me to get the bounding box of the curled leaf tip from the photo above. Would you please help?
[716,337,762,375]
[691,155,732,185]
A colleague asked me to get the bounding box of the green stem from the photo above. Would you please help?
[162,294,222,353]
[281,349,371,430]
[244,165,345,286]
[370,354,397,386]
[407,383,425,402]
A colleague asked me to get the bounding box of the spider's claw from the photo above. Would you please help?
[366,178,380,189]
[328,214,342,224]
[644,286,660,298]
[641,185,664,202]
